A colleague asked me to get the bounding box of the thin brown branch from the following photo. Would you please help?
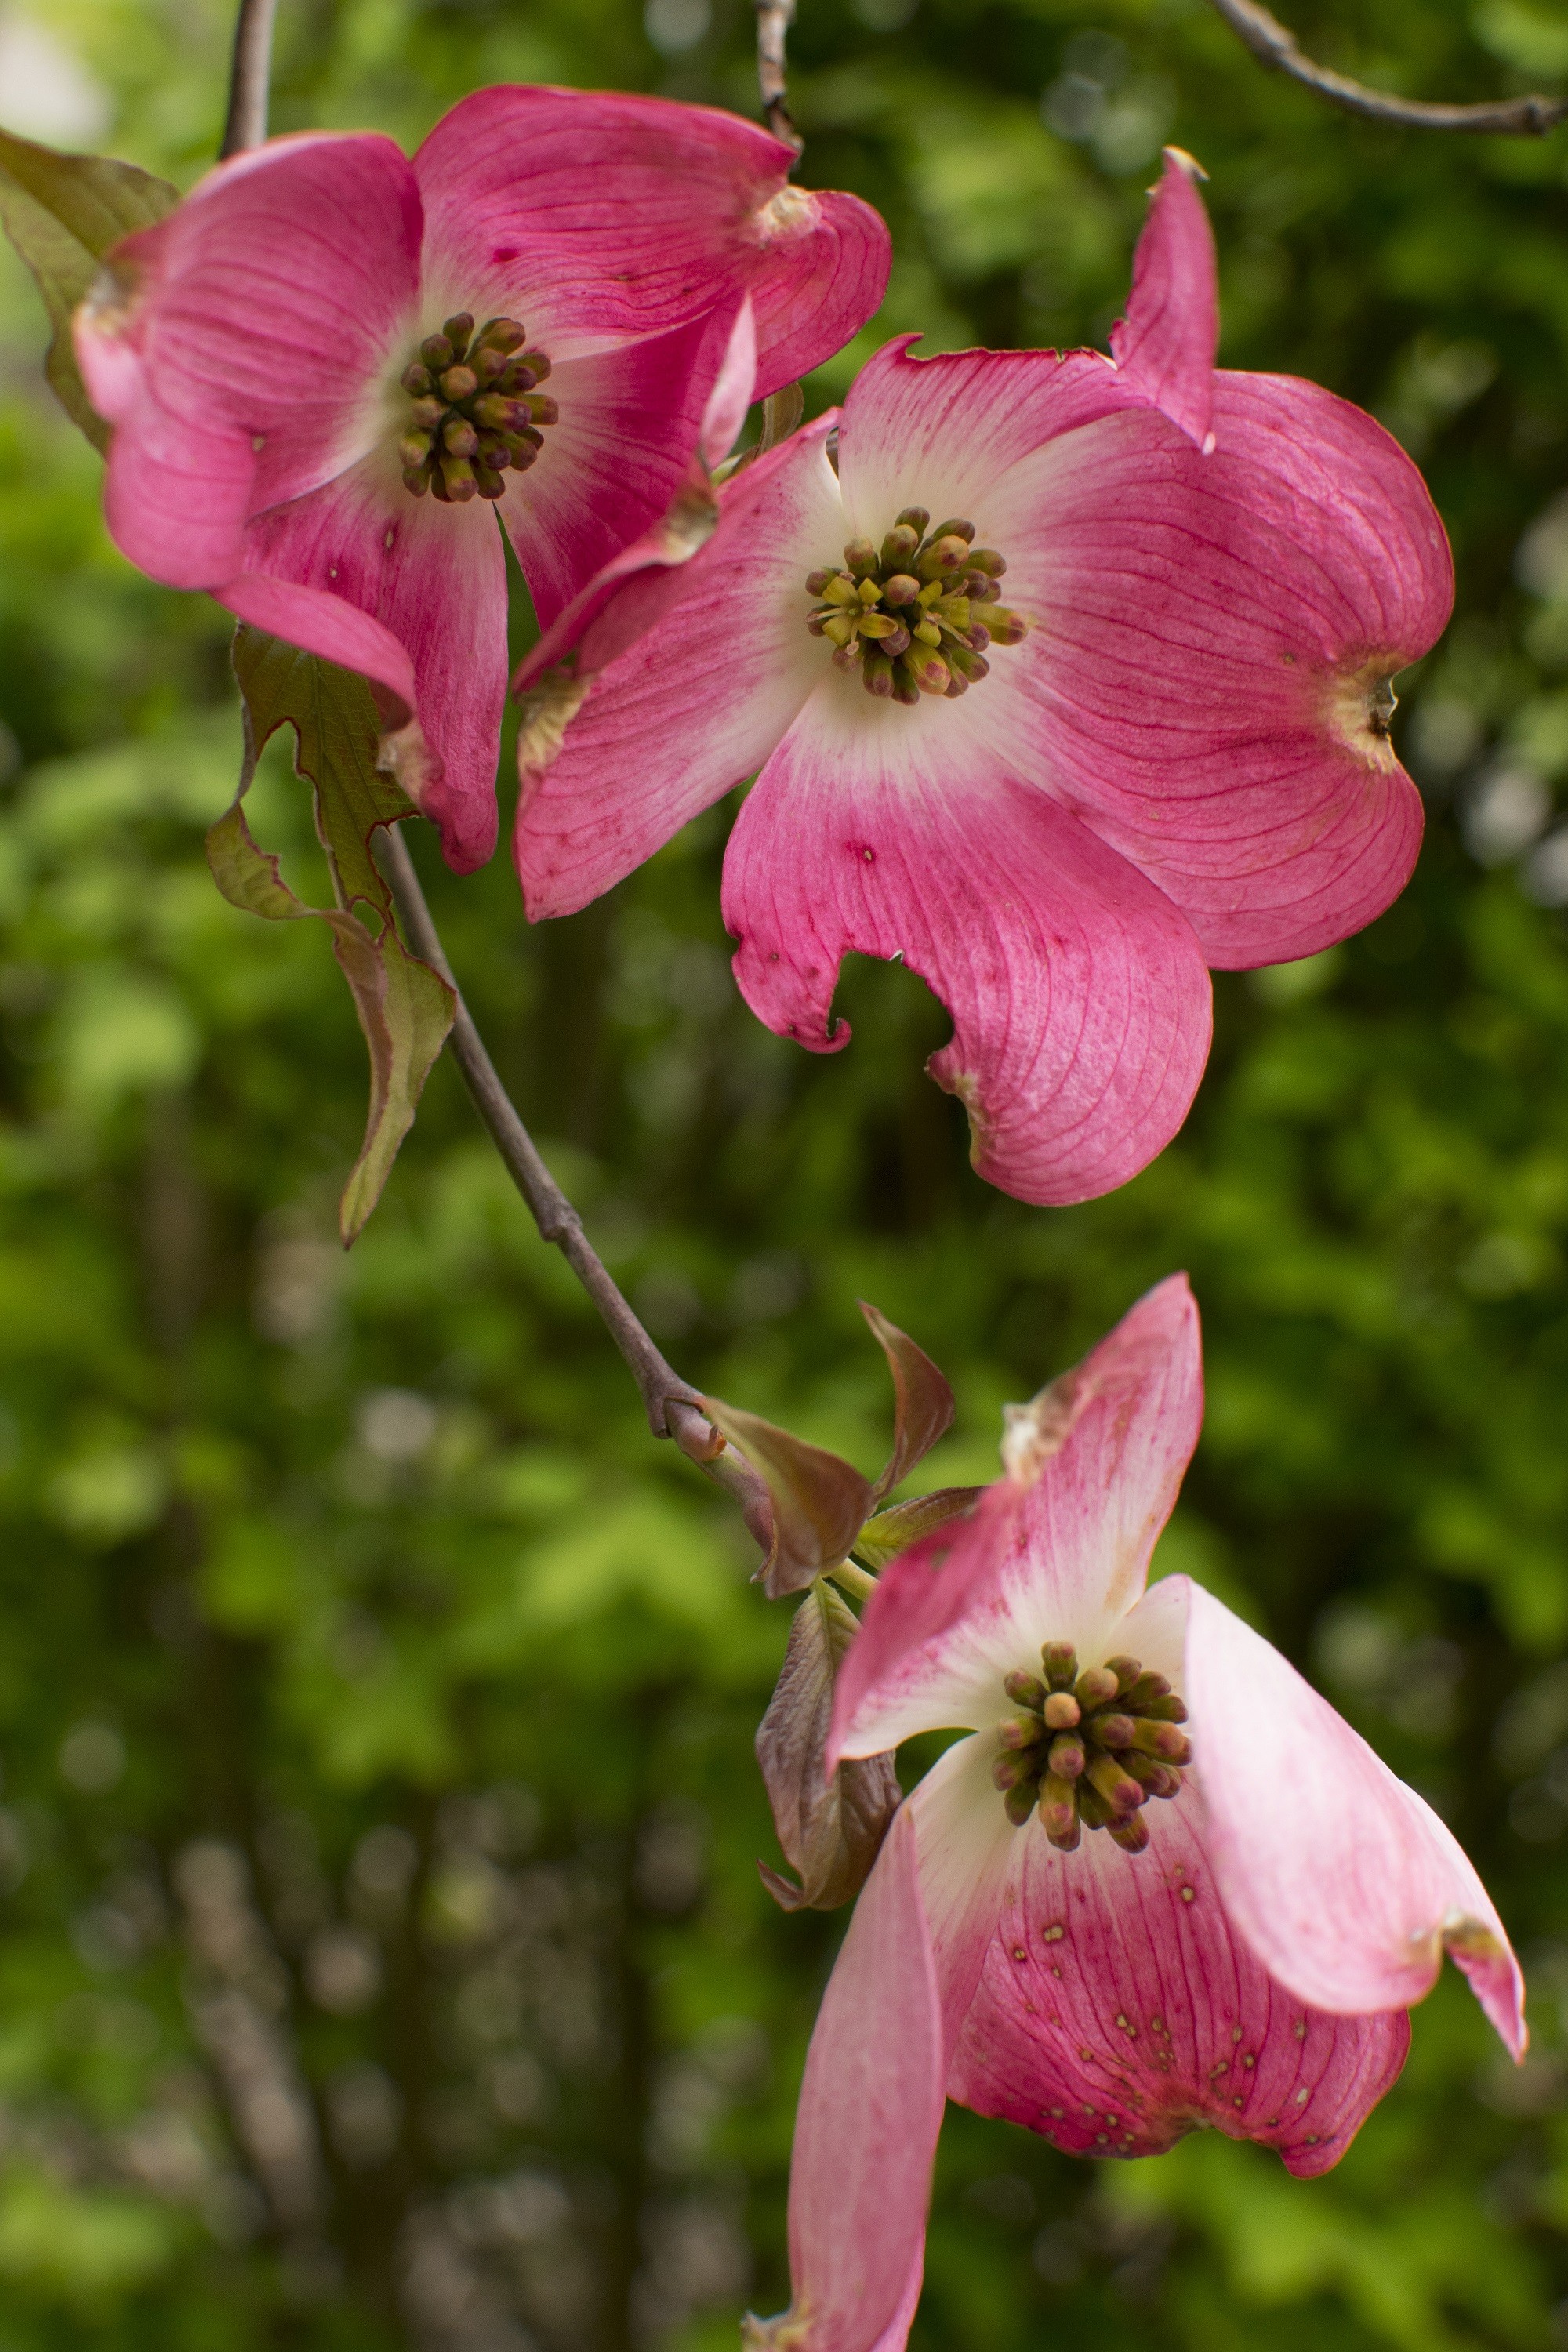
[757,0,803,154]
[220,0,280,156]
[1207,0,1568,132]
[376,826,774,1548]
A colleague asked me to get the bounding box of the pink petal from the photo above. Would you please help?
[1109,148,1218,452]
[1175,1577,1526,2057]
[77,132,421,586]
[499,300,756,630]
[722,701,1212,1207]
[761,1807,944,2352]
[831,1279,1200,1762]
[837,336,1138,546]
[699,295,757,470]
[235,450,507,874]
[412,85,887,397]
[948,1784,1410,2178]
[513,422,840,918]
[906,1735,1021,2045]
[982,372,1446,967]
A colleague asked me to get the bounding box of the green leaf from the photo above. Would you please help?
[853,1485,982,1570]
[0,129,178,451]
[210,630,455,1244]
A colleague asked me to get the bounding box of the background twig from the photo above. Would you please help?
[1207,0,1568,133]
[756,0,803,154]
[220,0,280,156]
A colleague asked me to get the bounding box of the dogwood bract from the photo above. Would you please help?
[73,85,889,872]
[742,1274,1524,2352]
[742,1279,1523,2343]
[514,152,1452,1207]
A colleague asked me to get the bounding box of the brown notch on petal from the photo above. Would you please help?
[1000,1362,1093,1488]
[702,1397,874,1600]
[859,1299,956,1503]
[1325,655,1403,775]
[754,1578,901,1913]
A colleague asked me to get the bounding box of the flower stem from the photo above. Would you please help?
[1207,0,1568,134]
[756,0,803,155]
[375,825,775,1546]
[220,0,279,157]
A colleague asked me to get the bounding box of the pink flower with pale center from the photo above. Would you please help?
[73,86,889,873]
[514,151,1452,1208]
[744,1275,1524,2352]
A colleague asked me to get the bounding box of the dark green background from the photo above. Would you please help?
[3,0,1568,2343]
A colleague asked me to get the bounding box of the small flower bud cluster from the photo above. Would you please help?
[803,509,1026,704]
[992,1644,1191,1856]
[398,312,557,503]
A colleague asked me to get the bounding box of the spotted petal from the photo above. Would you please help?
[1170,1577,1527,2057]
[723,700,1212,1207]
[411,84,889,397]
[948,1781,1411,2178]
[830,1278,1201,1762]
[75,132,421,588]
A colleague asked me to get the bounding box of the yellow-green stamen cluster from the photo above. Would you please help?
[398,312,556,504]
[804,508,1026,704]
[991,1643,1192,1857]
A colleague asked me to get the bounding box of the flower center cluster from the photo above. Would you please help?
[992,1642,1191,1857]
[804,510,1026,704]
[397,312,556,505]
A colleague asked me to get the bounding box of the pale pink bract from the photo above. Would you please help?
[73,86,890,873]
[514,151,1452,1210]
[742,1275,1525,2352]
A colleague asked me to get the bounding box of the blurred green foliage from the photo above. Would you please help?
[4,0,1568,2345]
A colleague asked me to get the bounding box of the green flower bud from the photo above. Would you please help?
[1004,1778,1042,1828]
[895,506,931,535]
[1042,1642,1077,1689]
[441,311,475,357]
[420,332,454,374]
[400,361,434,397]
[439,365,479,402]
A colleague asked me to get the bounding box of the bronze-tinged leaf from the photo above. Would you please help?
[754,1579,900,1911]
[0,129,178,450]
[859,1300,956,1502]
[212,631,454,1244]
[702,1399,874,1600]
[852,1486,983,1570]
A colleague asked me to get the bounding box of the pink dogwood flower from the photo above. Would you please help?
[743,1275,1524,2352]
[74,86,889,873]
[514,151,1451,1207]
